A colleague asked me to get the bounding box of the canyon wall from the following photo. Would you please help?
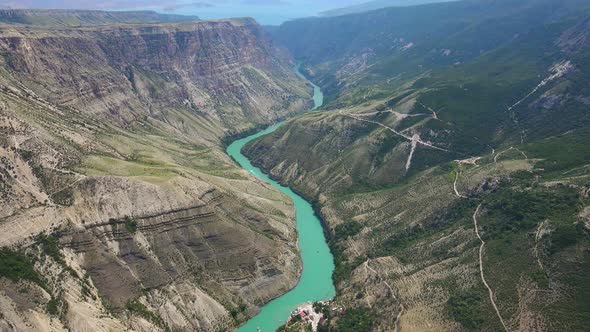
[0,16,311,331]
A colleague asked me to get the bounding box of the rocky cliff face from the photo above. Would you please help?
[0,17,310,331]
[0,9,200,27]
[0,18,309,132]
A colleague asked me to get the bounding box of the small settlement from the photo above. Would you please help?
[285,301,345,331]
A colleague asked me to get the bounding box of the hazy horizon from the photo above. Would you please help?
[0,0,370,25]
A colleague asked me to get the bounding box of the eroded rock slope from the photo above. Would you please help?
[0,16,311,331]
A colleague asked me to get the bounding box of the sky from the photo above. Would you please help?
[0,0,368,25]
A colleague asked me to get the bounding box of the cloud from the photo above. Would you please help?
[0,0,215,11]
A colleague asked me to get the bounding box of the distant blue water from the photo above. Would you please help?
[163,0,363,25]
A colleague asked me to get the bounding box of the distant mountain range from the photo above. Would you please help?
[0,9,199,27]
[319,0,458,17]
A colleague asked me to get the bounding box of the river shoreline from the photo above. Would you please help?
[245,156,334,242]
[227,66,335,332]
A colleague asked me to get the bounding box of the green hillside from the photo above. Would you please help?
[272,0,590,106]
[247,0,590,330]
[319,0,458,17]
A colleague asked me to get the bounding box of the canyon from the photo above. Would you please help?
[0,12,312,332]
[2,1,590,331]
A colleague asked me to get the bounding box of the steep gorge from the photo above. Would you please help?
[0,16,312,331]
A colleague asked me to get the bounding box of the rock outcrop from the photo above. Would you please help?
[0,9,200,27]
[0,16,310,331]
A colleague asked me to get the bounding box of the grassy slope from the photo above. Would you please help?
[273,0,590,107]
[248,1,590,330]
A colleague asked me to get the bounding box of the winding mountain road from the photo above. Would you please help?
[453,171,468,199]
[342,104,534,331]
[494,147,528,163]
[473,204,510,332]
[342,113,450,152]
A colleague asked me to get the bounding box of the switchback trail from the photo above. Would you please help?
[473,205,510,332]
[342,113,450,152]
[494,147,528,163]
[342,111,451,174]
[365,260,404,332]
[453,171,468,199]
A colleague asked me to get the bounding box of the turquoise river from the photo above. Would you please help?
[227,67,334,332]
